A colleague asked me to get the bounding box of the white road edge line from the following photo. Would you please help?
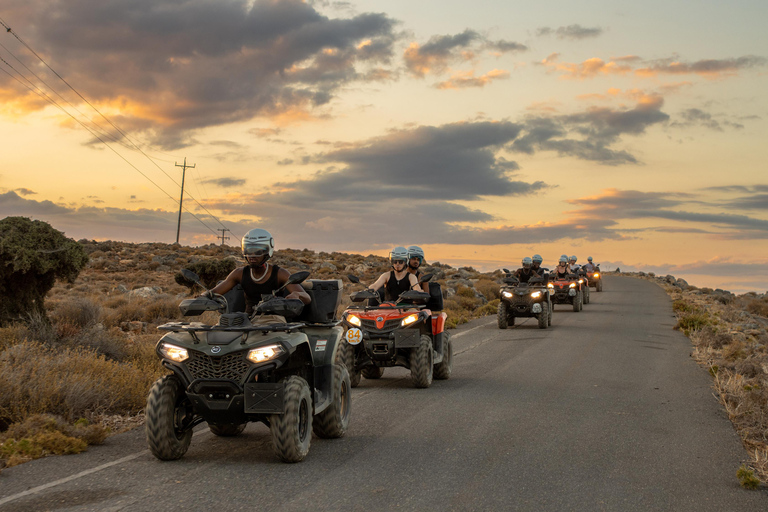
[450,318,494,340]
[0,428,210,506]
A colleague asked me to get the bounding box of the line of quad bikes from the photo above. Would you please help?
[145,265,603,463]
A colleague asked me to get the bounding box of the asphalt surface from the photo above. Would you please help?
[1,275,767,511]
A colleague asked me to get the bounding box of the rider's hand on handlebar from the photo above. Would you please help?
[199,290,214,299]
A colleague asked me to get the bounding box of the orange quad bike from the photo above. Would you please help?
[547,272,583,312]
[338,274,452,389]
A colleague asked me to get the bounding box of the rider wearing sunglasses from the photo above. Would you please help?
[202,228,310,315]
[367,246,423,301]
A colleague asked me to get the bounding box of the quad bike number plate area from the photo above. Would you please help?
[345,328,363,345]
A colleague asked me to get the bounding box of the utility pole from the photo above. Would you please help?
[175,158,195,244]
[217,228,230,246]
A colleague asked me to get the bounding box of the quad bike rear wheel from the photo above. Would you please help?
[410,334,434,388]
[497,302,508,329]
[269,375,312,463]
[313,364,351,439]
[434,332,452,380]
[146,374,193,461]
[209,423,246,437]
[538,302,549,329]
[361,366,384,379]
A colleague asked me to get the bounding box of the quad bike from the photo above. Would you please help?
[146,269,350,463]
[585,266,603,292]
[547,272,583,312]
[497,271,552,329]
[577,269,591,305]
[338,274,452,389]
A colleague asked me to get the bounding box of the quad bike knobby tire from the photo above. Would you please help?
[597,280,603,292]
[583,286,590,304]
[361,366,384,379]
[497,302,508,329]
[209,423,246,437]
[538,302,549,329]
[336,339,361,388]
[573,292,582,312]
[269,375,312,462]
[313,363,351,439]
[548,302,553,326]
[146,374,193,460]
[433,332,453,380]
[410,334,434,388]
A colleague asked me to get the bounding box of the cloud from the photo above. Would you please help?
[3,0,400,148]
[541,57,633,79]
[14,188,37,196]
[486,39,528,54]
[670,108,744,131]
[403,30,479,77]
[536,25,603,40]
[435,69,510,89]
[636,56,767,78]
[202,177,246,188]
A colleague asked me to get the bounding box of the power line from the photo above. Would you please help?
[0,16,233,239]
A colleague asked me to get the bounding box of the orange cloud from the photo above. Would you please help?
[435,69,510,90]
[544,57,633,80]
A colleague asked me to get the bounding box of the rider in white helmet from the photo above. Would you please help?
[568,255,580,273]
[406,245,425,278]
[531,254,544,273]
[554,255,570,278]
[514,256,540,283]
[368,246,423,301]
[204,228,310,315]
[584,256,596,272]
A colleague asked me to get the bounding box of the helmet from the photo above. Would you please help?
[559,255,568,264]
[588,256,593,262]
[389,246,408,266]
[522,256,532,269]
[407,245,425,263]
[570,255,577,263]
[532,254,543,264]
[241,228,274,263]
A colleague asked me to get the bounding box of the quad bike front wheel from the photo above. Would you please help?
[146,374,194,461]
[209,423,246,437]
[573,292,582,312]
[548,302,553,326]
[336,339,361,388]
[269,375,312,463]
[497,302,508,329]
[313,363,351,439]
[597,280,603,292]
[434,332,452,380]
[583,286,590,304]
[410,334,434,388]
[538,302,549,329]
[361,366,384,379]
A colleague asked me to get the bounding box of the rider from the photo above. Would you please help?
[531,254,544,273]
[568,255,580,273]
[368,246,423,301]
[583,256,597,272]
[514,257,540,283]
[203,229,310,315]
[554,255,570,278]
[406,245,425,278]
[407,245,443,312]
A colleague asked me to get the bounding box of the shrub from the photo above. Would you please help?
[475,280,501,301]
[746,299,768,318]
[175,258,237,290]
[676,311,710,333]
[0,217,88,326]
[737,465,761,490]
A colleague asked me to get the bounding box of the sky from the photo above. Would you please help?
[1,0,767,293]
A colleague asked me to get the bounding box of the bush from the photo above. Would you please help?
[0,217,88,326]
[175,258,237,290]
[475,280,500,301]
[675,311,710,333]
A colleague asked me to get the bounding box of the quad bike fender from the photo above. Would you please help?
[302,326,343,366]
[431,312,447,335]
[311,363,335,415]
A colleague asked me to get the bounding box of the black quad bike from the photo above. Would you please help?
[497,271,552,329]
[547,273,583,312]
[146,269,350,463]
[578,269,591,305]
[338,274,452,389]
[586,266,603,292]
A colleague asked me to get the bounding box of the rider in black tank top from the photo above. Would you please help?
[241,264,281,315]
[384,270,412,301]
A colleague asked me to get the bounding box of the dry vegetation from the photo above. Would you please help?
[632,272,768,487]
[0,241,502,470]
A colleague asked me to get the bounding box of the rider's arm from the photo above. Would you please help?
[278,268,311,304]
[368,272,389,292]
[408,273,424,292]
[203,267,242,296]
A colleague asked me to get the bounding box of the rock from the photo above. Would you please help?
[128,286,162,298]
[451,269,473,280]
[116,284,129,293]
[446,278,473,289]
[665,274,676,283]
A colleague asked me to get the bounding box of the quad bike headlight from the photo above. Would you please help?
[502,291,513,298]
[547,283,554,288]
[578,279,584,284]
[346,314,361,327]
[247,344,285,363]
[569,283,577,288]
[594,272,599,278]
[160,343,189,362]
[401,313,419,327]
[530,291,542,299]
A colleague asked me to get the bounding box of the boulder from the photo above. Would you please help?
[128,286,162,298]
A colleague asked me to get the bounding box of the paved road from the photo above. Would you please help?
[1,276,766,511]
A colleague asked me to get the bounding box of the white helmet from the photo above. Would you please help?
[522,256,532,269]
[389,246,408,265]
[407,245,425,262]
[532,254,543,264]
[241,228,274,263]
[588,256,593,262]
[559,255,568,264]
[570,255,577,263]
